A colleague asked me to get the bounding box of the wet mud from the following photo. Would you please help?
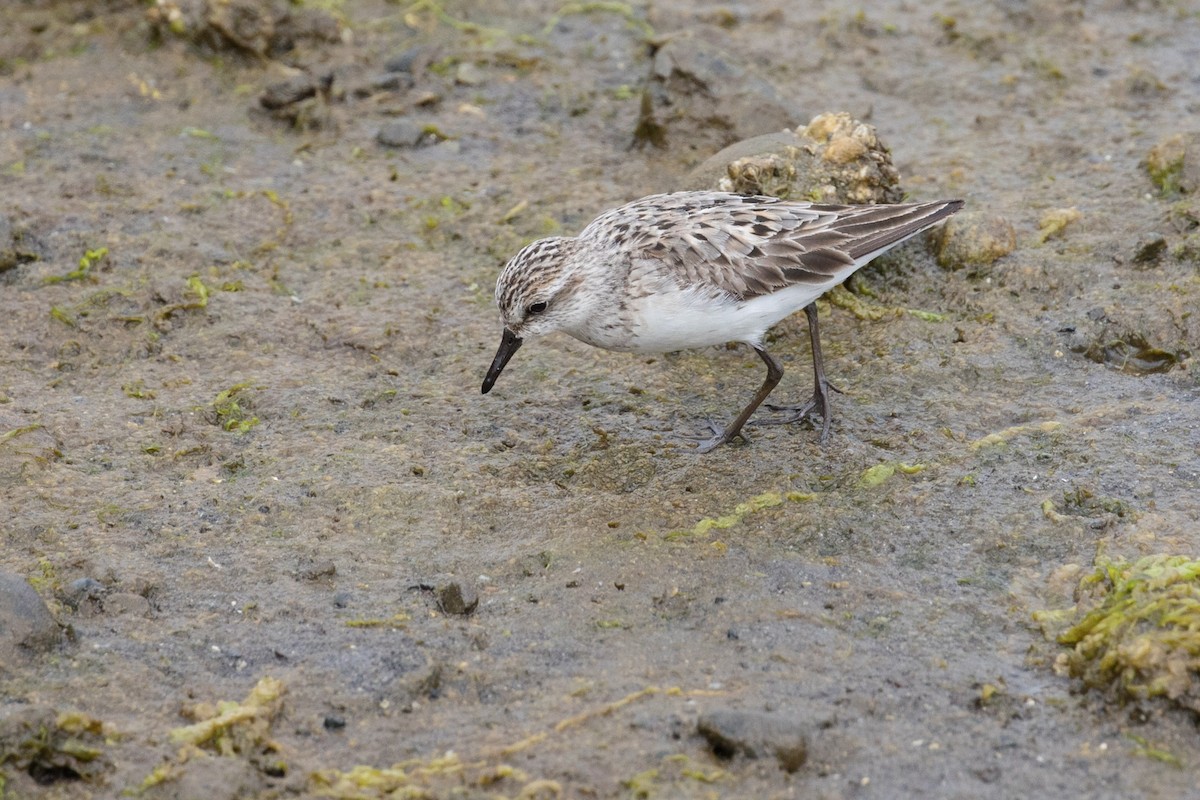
[2,1,1199,797]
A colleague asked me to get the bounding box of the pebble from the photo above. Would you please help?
[0,571,60,654]
[377,119,428,148]
[697,709,809,772]
[65,576,106,607]
[295,559,337,581]
[929,211,1016,270]
[260,74,329,110]
[436,582,478,615]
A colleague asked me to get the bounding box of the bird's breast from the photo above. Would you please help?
[625,282,832,353]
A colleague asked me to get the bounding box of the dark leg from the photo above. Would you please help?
[760,303,836,442]
[695,345,783,453]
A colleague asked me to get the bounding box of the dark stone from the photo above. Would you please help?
[0,571,60,655]
[323,715,346,730]
[697,709,808,772]
[1131,232,1167,266]
[436,582,478,616]
[260,74,320,110]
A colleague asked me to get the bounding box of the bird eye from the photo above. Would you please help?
[527,302,548,315]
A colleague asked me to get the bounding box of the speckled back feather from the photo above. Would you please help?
[580,192,963,301]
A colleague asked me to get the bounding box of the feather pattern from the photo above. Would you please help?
[580,192,962,301]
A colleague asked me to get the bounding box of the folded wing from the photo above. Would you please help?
[584,192,963,301]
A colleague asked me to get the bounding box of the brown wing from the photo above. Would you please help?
[583,192,963,301]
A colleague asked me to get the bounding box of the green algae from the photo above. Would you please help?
[210,382,260,433]
[858,462,925,489]
[1036,555,1200,714]
[664,490,808,540]
[44,247,107,284]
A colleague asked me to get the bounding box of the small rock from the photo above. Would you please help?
[929,211,1016,270]
[385,45,438,75]
[1131,232,1167,266]
[697,709,808,772]
[260,72,335,131]
[295,559,337,581]
[323,714,346,730]
[683,112,903,204]
[261,74,324,110]
[0,571,60,654]
[377,119,428,148]
[436,582,478,616]
[65,576,106,607]
[332,591,352,608]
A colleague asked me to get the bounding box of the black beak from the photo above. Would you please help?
[481,329,523,394]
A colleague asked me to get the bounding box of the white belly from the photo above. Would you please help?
[622,282,833,353]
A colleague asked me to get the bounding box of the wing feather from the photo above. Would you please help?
[581,192,963,301]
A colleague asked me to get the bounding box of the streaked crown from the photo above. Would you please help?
[494,236,581,335]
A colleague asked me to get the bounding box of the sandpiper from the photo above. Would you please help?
[482,191,963,452]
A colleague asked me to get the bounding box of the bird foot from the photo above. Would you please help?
[683,419,746,453]
[757,398,820,426]
[755,383,838,443]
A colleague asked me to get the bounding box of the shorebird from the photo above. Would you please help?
[482,191,962,452]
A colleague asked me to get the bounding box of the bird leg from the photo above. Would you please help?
[758,303,838,443]
[692,345,783,453]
